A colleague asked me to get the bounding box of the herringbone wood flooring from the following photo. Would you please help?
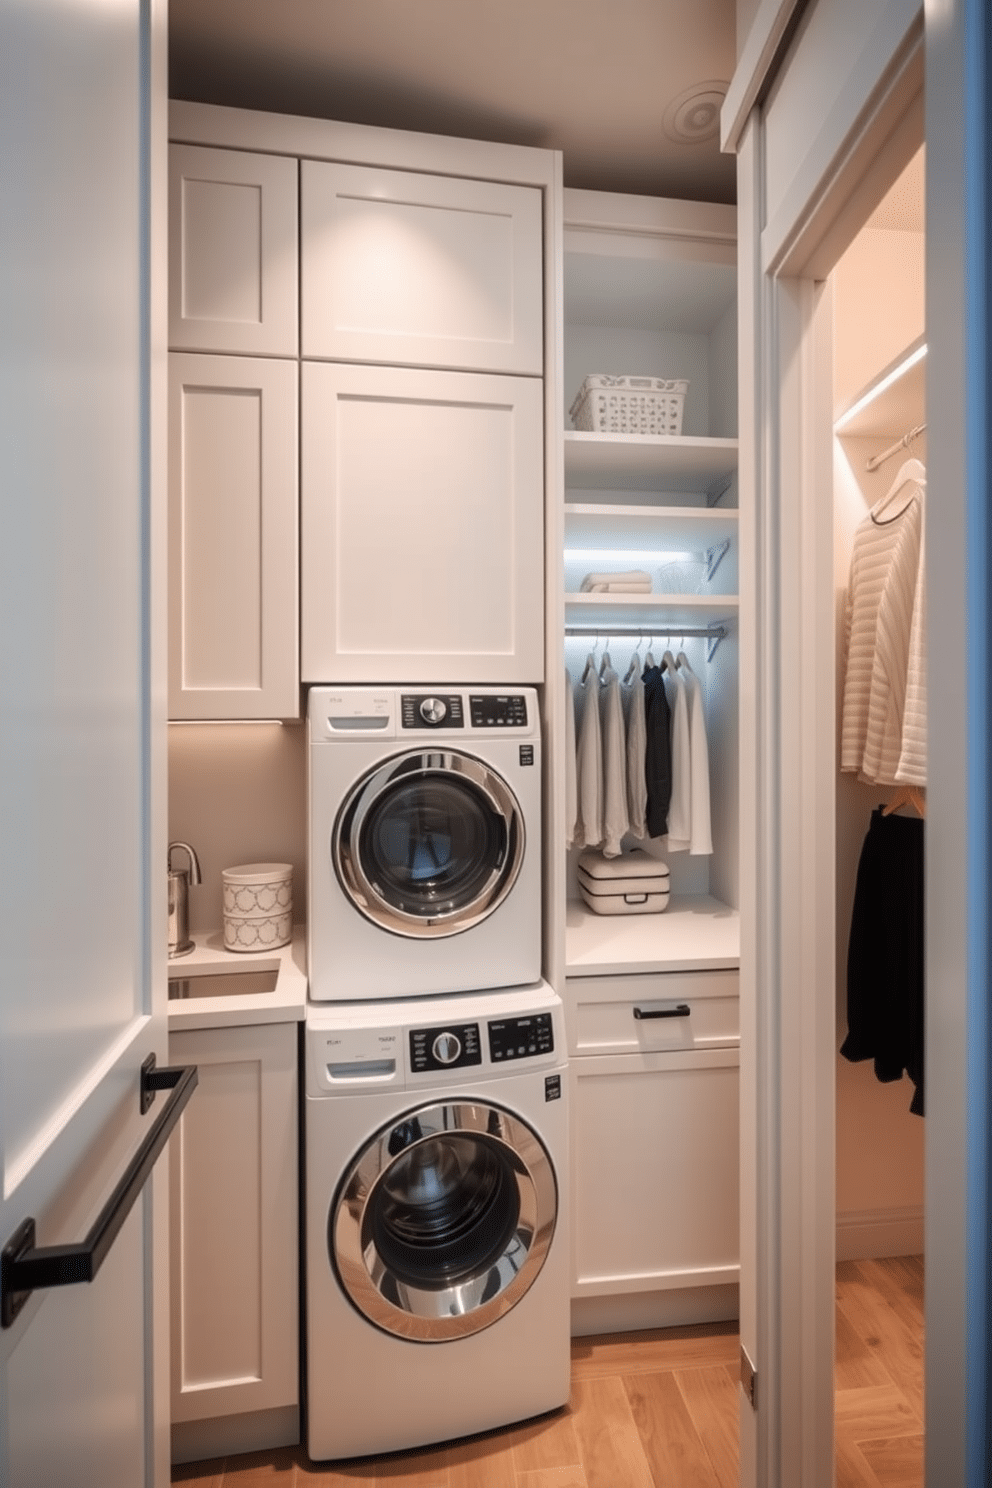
[172,1257,923,1488]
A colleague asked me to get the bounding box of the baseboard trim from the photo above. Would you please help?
[171,1404,300,1465]
[836,1205,925,1261]
[571,1282,739,1338]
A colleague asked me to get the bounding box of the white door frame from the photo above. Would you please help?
[726,1,992,1480]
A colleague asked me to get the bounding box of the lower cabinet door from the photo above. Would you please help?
[168,1021,298,1426]
[570,1048,739,1298]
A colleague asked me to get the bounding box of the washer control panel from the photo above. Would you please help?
[488,1012,555,1063]
[409,1022,482,1073]
[400,694,464,729]
[468,694,528,728]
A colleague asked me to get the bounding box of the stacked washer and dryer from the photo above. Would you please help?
[304,685,570,1461]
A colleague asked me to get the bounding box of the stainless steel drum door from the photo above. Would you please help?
[330,1100,558,1342]
[333,750,526,938]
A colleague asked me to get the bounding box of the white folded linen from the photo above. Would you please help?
[580,569,652,593]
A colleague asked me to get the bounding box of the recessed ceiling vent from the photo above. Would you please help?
[663,81,729,145]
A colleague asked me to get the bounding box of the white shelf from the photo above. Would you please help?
[566,895,740,975]
[564,431,738,496]
[565,592,738,632]
[564,502,738,550]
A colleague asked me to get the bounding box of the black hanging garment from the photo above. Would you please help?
[641,663,672,838]
[841,806,925,1115]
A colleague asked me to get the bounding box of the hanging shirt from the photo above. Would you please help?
[642,663,672,838]
[681,661,713,856]
[622,656,648,840]
[564,666,577,850]
[664,658,691,852]
[841,460,926,786]
[896,516,927,785]
[598,658,629,857]
[574,659,602,849]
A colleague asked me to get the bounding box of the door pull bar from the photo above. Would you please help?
[1,1056,197,1328]
[633,1004,691,1020]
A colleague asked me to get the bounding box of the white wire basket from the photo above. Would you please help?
[656,557,708,595]
[569,374,688,435]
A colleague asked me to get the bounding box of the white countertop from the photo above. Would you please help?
[166,925,307,1030]
[565,894,740,976]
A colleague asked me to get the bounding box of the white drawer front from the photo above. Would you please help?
[567,970,739,1055]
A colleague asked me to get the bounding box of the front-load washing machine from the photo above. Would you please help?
[304,983,569,1461]
[308,685,542,1001]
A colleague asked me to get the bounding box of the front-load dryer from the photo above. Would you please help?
[308,685,542,1001]
[304,983,570,1461]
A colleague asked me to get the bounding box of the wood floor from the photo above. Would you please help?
[172,1256,923,1488]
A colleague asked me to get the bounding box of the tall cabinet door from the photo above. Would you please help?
[169,354,298,719]
[169,144,298,357]
[301,361,544,683]
[301,161,543,374]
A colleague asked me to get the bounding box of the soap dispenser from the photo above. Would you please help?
[168,841,202,959]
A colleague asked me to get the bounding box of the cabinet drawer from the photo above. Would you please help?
[566,970,739,1056]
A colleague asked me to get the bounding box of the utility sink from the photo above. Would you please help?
[168,969,280,1000]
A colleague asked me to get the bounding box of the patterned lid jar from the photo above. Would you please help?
[222,862,293,952]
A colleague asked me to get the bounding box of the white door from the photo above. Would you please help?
[0,3,170,1485]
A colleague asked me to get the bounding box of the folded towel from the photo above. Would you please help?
[581,569,652,593]
[583,580,653,593]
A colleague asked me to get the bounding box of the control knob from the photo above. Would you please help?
[419,696,447,725]
[432,1031,461,1065]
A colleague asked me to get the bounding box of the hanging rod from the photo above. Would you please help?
[565,622,730,662]
[866,422,927,473]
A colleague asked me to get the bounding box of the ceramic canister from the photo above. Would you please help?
[222,862,293,952]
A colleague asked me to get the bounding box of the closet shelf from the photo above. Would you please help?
[566,895,740,975]
[564,502,738,550]
[565,593,738,632]
[564,430,738,497]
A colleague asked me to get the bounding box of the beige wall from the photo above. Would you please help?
[168,722,307,937]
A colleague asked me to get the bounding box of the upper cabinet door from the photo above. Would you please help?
[169,354,299,719]
[301,361,544,684]
[301,161,543,374]
[169,145,299,356]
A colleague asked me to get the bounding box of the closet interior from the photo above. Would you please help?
[559,189,742,1336]
[832,146,926,1265]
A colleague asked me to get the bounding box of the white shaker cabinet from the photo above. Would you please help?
[567,971,740,1333]
[169,144,299,356]
[301,361,545,684]
[168,353,299,719]
[301,160,543,374]
[168,1020,298,1461]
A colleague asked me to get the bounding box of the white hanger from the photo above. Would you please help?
[581,639,599,683]
[623,635,643,684]
[871,457,926,524]
[662,645,678,674]
[644,635,656,668]
[676,648,694,674]
[598,638,613,680]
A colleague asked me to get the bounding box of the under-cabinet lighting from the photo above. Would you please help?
[834,343,927,431]
[564,549,695,563]
[168,719,288,727]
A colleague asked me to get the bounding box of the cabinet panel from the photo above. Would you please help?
[567,970,739,1056]
[169,354,298,718]
[169,145,298,356]
[168,1022,298,1425]
[301,161,543,374]
[571,1049,739,1297]
[301,361,544,683]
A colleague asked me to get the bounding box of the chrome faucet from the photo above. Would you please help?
[168,841,202,959]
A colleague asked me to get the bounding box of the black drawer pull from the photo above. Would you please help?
[1,1056,197,1329]
[633,1004,691,1020]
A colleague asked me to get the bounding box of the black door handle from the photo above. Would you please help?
[633,1004,691,1020]
[1,1056,197,1328]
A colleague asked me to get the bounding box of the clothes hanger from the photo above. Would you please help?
[882,785,926,818]
[581,637,599,683]
[662,640,678,674]
[598,639,613,680]
[871,457,926,525]
[644,635,656,668]
[623,635,643,684]
[676,647,694,674]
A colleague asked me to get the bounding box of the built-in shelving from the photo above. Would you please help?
[564,430,738,497]
[566,896,740,976]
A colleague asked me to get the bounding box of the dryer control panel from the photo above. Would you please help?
[488,1013,555,1063]
[409,1022,482,1073]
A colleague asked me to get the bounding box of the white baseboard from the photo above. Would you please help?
[836,1205,924,1261]
[571,1282,739,1338]
[171,1404,299,1465]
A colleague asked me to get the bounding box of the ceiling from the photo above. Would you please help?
[168,0,739,204]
